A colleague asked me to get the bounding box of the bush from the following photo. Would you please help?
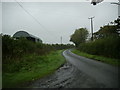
[2,34,74,64]
[2,35,48,64]
[2,34,73,74]
[78,36,120,59]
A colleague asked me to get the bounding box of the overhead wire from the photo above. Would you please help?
[14,0,57,43]
[14,0,49,32]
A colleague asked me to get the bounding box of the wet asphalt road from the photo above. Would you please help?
[26,49,119,88]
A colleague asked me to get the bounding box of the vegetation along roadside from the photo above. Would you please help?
[2,35,73,88]
[70,19,120,67]
[3,50,66,88]
[72,49,120,66]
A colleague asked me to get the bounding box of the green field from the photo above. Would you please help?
[72,49,120,66]
[3,50,66,88]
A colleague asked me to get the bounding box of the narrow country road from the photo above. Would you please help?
[26,49,119,88]
[63,49,119,88]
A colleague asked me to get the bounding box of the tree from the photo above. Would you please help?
[93,25,118,40]
[70,28,88,47]
[114,16,120,29]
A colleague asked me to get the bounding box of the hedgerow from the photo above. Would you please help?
[78,36,120,59]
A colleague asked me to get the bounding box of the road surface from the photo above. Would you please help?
[25,49,119,88]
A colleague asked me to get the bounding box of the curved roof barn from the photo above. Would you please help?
[13,31,42,43]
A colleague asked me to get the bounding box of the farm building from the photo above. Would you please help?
[13,31,42,43]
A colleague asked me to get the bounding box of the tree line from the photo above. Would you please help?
[70,18,120,59]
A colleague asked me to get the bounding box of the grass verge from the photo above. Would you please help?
[3,50,66,88]
[72,49,120,66]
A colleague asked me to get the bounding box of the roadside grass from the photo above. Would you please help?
[3,50,66,88]
[72,49,120,66]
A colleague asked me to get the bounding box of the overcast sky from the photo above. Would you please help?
[2,1,118,44]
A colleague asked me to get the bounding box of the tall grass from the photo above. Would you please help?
[3,50,66,88]
[2,35,74,64]
[2,34,73,88]
[72,49,120,66]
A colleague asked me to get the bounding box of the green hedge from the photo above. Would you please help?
[2,35,74,64]
[2,35,53,64]
[78,36,120,59]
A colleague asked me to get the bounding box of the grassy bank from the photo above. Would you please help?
[3,50,66,88]
[72,49,120,66]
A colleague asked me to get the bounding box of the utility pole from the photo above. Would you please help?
[88,17,95,41]
[60,36,62,44]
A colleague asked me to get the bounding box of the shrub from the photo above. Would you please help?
[2,34,74,64]
[78,36,120,59]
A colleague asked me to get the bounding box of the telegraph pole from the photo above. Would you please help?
[60,36,62,44]
[88,17,95,41]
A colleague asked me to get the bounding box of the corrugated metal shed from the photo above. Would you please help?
[13,31,42,43]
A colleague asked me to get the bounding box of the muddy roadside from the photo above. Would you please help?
[21,62,105,88]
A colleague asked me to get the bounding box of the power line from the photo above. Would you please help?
[14,0,57,42]
[88,16,95,41]
[14,0,48,31]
